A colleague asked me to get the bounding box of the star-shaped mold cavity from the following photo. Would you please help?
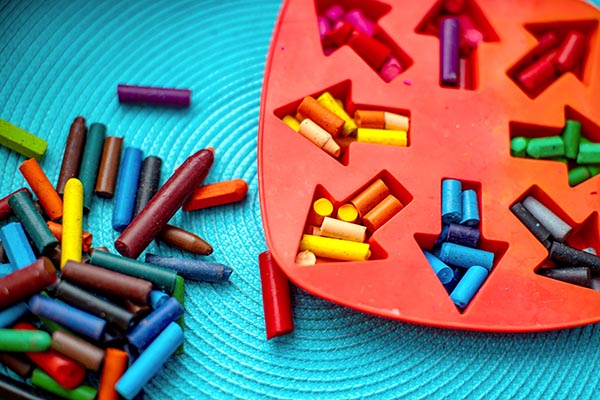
[507,20,597,99]
[314,0,413,82]
[273,81,411,165]
[295,170,413,265]
[415,0,499,90]
[414,178,508,312]
[510,106,600,187]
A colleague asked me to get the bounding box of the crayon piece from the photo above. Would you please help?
[258,251,294,339]
[0,328,51,352]
[450,265,489,309]
[517,50,558,94]
[460,189,480,227]
[149,290,170,310]
[114,149,214,259]
[350,179,390,218]
[297,119,341,157]
[576,143,600,164]
[0,257,57,309]
[569,166,591,186]
[522,196,572,241]
[0,373,54,400]
[51,331,104,371]
[62,260,152,305]
[549,242,600,272]
[124,299,152,319]
[299,234,371,261]
[510,136,529,157]
[90,250,177,293]
[379,56,403,82]
[440,18,460,86]
[0,222,36,269]
[0,303,28,328]
[182,178,248,211]
[324,4,344,22]
[31,369,97,400]
[0,118,47,160]
[28,295,106,341]
[555,31,586,73]
[530,32,559,60]
[61,179,84,268]
[438,242,494,270]
[362,194,404,232]
[0,188,31,220]
[9,191,58,254]
[355,110,385,129]
[324,21,354,47]
[112,147,143,232]
[336,203,358,223]
[510,202,552,247]
[384,112,410,131]
[57,116,87,196]
[97,348,128,400]
[356,128,408,146]
[54,281,135,331]
[443,0,465,13]
[319,216,366,242]
[307,197,334,227]
[117,84,191,108]
[562,119,581,159]
[172,275,185,354]
[441,179,462,225]
[78,122,106,213]
[348,30,392,71]
[295,250,317,266]
[95,136,123,198]
[526,136,565,158]
[19,158,63,220]
[282,115,301,132]
[423,250,455,285]
[132,155,162,217]
[47,221,92,253]
[443,223,480,248]
[157,224,214,256]
[127,297,183,349]
[345,8,376,36]
[317,16,331,40]
[316,92,357,137]
[538,267,590,287]
[144,253,233,282]
[0,352,34,378]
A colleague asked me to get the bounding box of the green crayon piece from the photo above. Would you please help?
[526,136,564,159]
[569,166,591,186]
[580,137,592,144]
[577,143,600,164]
[510,136,529,157]
[587,165,600,177]
[0,119,47,160]
[78,123,106,213]
[31,369,97,400]
[562,120,581,159]
[173,275,185,355]
[8,191,58,254]
[0,329,51,352]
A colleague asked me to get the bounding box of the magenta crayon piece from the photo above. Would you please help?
[379,56,403,83]
[345,9,376,36]
[317,16,331,40]
[324,4,344,23]
[114,149,214,259]
[117,84,191,108]
[555,31,586,73]
[440,17,460,87]
[0,257,57,309]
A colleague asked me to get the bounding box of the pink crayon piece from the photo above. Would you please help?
[324,5,344,23]
[379,56,403,82]
[345,9,376,37]
[317,16,331,40]
[117,84,191,108]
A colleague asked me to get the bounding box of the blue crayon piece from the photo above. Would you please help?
[113,147,143,232]
[441,179,462,225]
[144,253,233,283]
[116,322,184,400]
[28,294,106,341]
[149,290,169,310]
[438,242,494,270]
[423,250,454,285]
[0,263,14,275]
[0,222,36,269]
[0,260,28,327]
[127,297,184,349]
[460,189,480,227]
[440,17,460,87]
[450,265,489,309]
[443,267,462,293]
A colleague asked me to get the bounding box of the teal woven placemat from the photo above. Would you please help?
[1,1,600,399]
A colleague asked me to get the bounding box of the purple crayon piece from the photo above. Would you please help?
[117,84,191,108]
[440,17,460,87]
[345,9,376,36]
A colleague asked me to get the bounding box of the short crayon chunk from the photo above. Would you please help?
[0,119,47,160]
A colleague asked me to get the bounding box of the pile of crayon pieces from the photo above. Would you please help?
[317,4,405,82]
[511,195,600,289]
[511,118,600,186]
[423,179,496,310]
[0,114,245,399]
[281,91,410,159]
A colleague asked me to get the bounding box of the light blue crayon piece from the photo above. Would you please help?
[444,268,462,293]
[0,262,28,327]
[441,179,462,225]
[460,189,480,227]
[112,147,143,232]
[0,263,13,275]
[438,242,494,270]
[423,250,454,285]
[0,222,36,269]
[450,265,489,309]
[149,290,170,310]
[116,322,184,400]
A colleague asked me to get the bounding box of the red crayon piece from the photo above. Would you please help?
[555,31,586,73]
[259,251,294,340]
[14,322,86,390]
[324,21,354,47]
[531,32,559,60]
[347,30,392,71]
[0,257,56,309]
[0,188,30,220]
[114,149,214,259]
[517,50,558,94]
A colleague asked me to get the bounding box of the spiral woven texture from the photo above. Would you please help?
[1,0,600,399]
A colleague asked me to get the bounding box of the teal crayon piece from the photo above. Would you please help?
[78,123,106,213]
[8,191,58,254]
[526,136,564,159]
[577,143,600,164]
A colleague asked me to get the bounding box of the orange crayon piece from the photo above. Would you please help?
[47,221,93,253]
[97,348,128,400]
[183,178,249,211]
[19,158,63,220]
[362,194,404,232]
[297,96,345,137]
[350,179,390,218]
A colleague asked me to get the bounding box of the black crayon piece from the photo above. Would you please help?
[510,202,552,248]
[538,267,591,288]
[549,242,600,272]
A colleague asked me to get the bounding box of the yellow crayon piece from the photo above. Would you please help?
[282,115,301,132]
[336,203,359,223]
[317,92,357,137]
[299,234,371,261]
[61,178,84,268]
[307,197,334,227]
[356,128,407,147]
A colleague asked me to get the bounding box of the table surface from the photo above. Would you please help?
[1,0,600,399]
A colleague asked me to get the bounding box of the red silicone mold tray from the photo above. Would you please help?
[258,0,600,331]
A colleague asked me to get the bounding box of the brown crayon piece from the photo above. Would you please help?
[95,136,123,198]
[297,96,345,137]
[0,352,34,378]
[57,116,87,196]
[158,224,213,255]
[51,331,105,371]
[0,257,57,308]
